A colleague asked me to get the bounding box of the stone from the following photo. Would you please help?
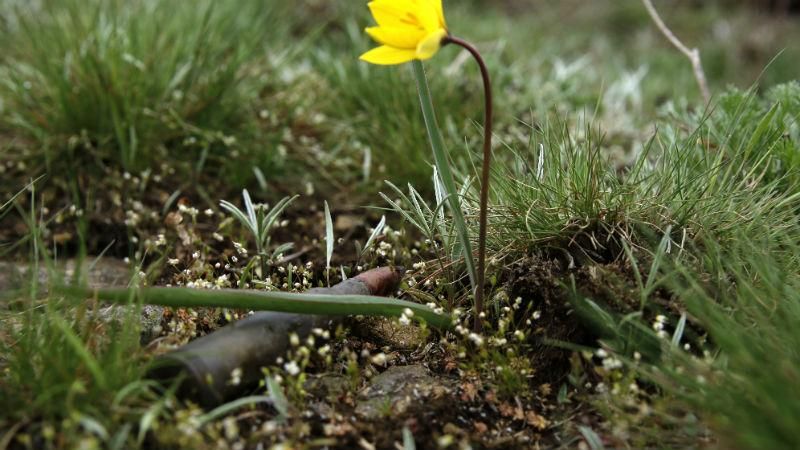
[352,317,429,350]
[0,257,163,344]
[355,365,454,420]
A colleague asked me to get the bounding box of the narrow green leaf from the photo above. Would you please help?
[324,200,334,270]
[362,215,386,257]
[402,427,416,450]
[61,285,453,330]
[266,377,289,422]
[577,425,606,450]
[51,314,107,390]
[411,61,477,292]
[672,313,687,348]
[78,415,109,441]
[196,395,273,426]
[242,189,258,230]
[220,200,257,237]
[137,399,164,444]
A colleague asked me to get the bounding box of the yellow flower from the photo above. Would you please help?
[360,0,448,66]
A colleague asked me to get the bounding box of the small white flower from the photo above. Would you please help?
[468,333,484,347]
[490,337,507,347]
[229,367,242,386]
[602,357,623,371]
[233,242,248,256]
[283,361,300,376]
[370,353,387,365]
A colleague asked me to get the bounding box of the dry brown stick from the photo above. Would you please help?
[642,0,711,104]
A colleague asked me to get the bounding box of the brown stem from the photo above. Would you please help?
[443,36,493,332]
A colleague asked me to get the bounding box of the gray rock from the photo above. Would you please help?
[0,257,132,292]
[355,365,454,420]
[0,257,163,344]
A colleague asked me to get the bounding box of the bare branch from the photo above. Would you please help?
[642,0,711,104]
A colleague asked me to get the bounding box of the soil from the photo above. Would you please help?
[1,177,668,448]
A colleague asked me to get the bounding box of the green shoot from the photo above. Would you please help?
[220,190,298,278]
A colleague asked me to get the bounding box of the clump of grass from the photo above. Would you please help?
[668,81,800,188]
[0,0,288,176]
[0,194,159,448]
[647,225,800,450]
[385,83,799,448]
[390,84,796,303]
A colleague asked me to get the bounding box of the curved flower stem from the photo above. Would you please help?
[444,36,493,332]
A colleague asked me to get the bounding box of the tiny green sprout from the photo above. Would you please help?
[220,189,298,277]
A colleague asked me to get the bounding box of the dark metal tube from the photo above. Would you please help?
[147,267,401,406]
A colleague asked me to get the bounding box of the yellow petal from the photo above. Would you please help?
[412,0,440,33]
[368,0,441,33]
[432,0,446,28]
[360,45,418,65]
[365,26,424,49]
[415,28,447,60]
[368,1,418,29]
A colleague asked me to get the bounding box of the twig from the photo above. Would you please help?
[642,0,711,104]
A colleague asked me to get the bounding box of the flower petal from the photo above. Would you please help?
[412,0,440,33]
[431,0,446,28]
[415,28,447,60]
[365,26,424,49]
[368,1,419,28]
[360,45,418,65]
[368,0,442,33]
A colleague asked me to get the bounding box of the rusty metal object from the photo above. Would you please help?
[147,267,403,407]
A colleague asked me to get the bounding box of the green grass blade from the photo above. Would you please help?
[196,395,273,426]
[220,199,257,237]
[242,189,258,230]
[324,200,334,271]
[50,313,108,390]
[266,377,289,423]
[362,215,386,257]
[60,286,453,330]
[403,427,417,450]
[411,60,477,292]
